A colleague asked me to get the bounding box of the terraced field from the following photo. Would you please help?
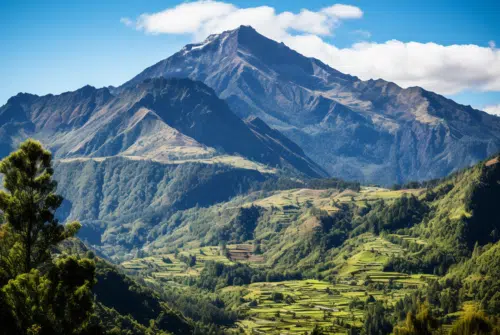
[122,235,438,334]
[335,235,404,277]
[121,246,233,280]
[251,189,338,213]
[248,187,423,214]
[387,234,428,246]
[235,279,422,334]
[121,243,268,280]
[120,186,438,334]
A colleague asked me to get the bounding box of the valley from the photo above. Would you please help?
[121,230,439,334]
[116,178,479,334]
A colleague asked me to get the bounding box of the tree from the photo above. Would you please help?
[253,239,262,255]
[0,139,80,274]
[310,324,324,335]
[1,257,99,335]
[271,292,284,303]
[363,301,393,335]
[0,140,99,335]
[450,309,499,335]
[393,301,439,335]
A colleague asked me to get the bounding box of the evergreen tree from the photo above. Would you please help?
[0,139,100,335]
[393,301,439,335]
[1,257,99,335]
[0,139,80,274]
[363,301,393,335]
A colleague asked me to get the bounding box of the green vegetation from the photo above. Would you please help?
[1,141,499,334]
[116,155,500,334]
[0,141,193,335]
[0,140,98,335]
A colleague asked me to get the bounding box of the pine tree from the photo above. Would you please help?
[0,139,99,335]
[0,139,80,273]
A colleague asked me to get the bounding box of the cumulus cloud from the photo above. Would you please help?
[124,1,362,41]
[123,1,500,95]
[483,104,500,116]
[321,4,363,19]
[284,36,500,94]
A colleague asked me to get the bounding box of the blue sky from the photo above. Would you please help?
[1,0,499,113]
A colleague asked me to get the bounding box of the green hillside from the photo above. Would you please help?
[115,155,500,334]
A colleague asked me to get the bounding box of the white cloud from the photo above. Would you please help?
[321,4,363,19]
[120,17,134,27]
[134,1,236,35]
[123,1,500,95]
[484,104,500,116]
[127,1,362,41]
[284,36,500,94]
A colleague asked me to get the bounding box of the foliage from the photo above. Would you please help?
[450,308,500,335]
[0,140,99,335]
[260,176,361,193]
[393,301,439,335]
[0,139,81,274]
[159,285,237,326]
[93,261,192,334]
[353,194,427,235]
[218,206,261,243]
[363,301,393,335]
[0,257,99,335]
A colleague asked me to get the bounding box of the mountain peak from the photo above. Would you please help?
[234,24,259,37]
[119,27,500,184]
[205,25,258,41]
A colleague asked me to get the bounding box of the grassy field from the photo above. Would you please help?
[60,154,277,174]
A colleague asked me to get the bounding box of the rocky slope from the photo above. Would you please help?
[122,25,500,184]
[0,77,325,178]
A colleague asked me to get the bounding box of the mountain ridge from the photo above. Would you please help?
[121,25,500,184]
[0,77,326,178]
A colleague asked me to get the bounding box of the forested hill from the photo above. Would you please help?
[137,153,500,276]
[57,239,194,335]
[117,154,500,334]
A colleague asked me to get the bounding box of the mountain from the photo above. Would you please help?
[121,25,500,185]
[0,77,329,259]
[0,77,324,178]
